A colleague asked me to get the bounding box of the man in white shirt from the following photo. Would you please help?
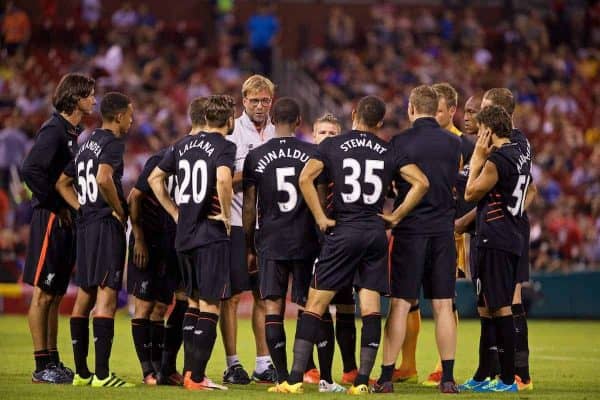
[222,75,277,384]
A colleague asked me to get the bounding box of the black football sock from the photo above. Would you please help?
[289,311,321,384]
[93,317,115,380]
[495,315,516,385]
[48,348,60,365]
[488,314,500,378]
[150,320,165,372]
[355,313,381,386]
[473,317,493,381]
[191,312,218,382]
[34,350,50,372]
[182,307,199,374]
[317,312,335,384]
[335,312,357,373]
[512,304,530,382]
[441,359,455,383]
[70,316,91,378]
[377,364,394,384]
[162,299,186,374]
[298,310,317,372]
[266,314,288,383]
[131,318,154,377]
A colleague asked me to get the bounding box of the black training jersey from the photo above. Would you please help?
[510,128,533,227]
[476,142,532,255]
[460,134,475,166]
[243,137,320,260]
[313,130,408,229]
[158,132,236,252]
[134,148,177,235]
[65,129,126,225]
[392,117,461,235]
[22,112,81,213]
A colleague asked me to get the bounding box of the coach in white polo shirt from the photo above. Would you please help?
[221,75,277,384]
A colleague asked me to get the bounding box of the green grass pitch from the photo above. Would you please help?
[0,314,599,399]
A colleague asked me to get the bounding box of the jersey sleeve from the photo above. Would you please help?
[99,139,125,168]
[242,149,257,190]
[394,146,411,171]
[63,159,76,178]
[486,151,510,180]
[217,141,236,171]
[158,145,177,175]
[312,138,330,164]
[134,155,160,194]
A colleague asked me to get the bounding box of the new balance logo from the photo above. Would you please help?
[194,330,204,335]
[72,340,78,344]
[274,341,285,349]
[44,273,55,286]
[140,281,149,293]
[183,325,195,331]
[368,342,379,348]
[143,343,152,349]
[483,238,489,243]
[317,341,328,348]
[94,337,98,343]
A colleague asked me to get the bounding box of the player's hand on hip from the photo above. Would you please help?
[317,216,336,233]
[455,216,468,234]
[133,239,149,269]
[112,210,126,226]
[378,212,399,229]
[208,213,231,236]
[57,207,73,228]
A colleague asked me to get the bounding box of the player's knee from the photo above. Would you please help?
[32,288,55,307]
[151,302,168,319]
[265,298,283,315]
[224,293,241,308]
[431,298,453,316]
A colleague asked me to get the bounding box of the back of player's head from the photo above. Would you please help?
[52,73,95,115]
[189,96,209,127]
[432,83,458,108]
[271,97,301,125]
[205,94,235,128]
[476,105,512,138]
[483,88,515,116]
[409,85,438,115]
[100,92,131,122]
[355,95,386,128]
[242,74,275,98]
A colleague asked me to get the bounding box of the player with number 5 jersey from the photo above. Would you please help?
[270,96,429,395]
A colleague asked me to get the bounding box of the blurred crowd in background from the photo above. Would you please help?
[0,0,598,281]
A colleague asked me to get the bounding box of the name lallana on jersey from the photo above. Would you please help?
[178,138,215,157]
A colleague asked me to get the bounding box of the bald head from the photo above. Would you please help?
[463,94,482,136]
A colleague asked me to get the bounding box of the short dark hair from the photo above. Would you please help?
[409,85,438,115]
[205,95,235,128]
[356,95,386,128]
[432,82,458,108]
[52,73,95,115]
[271,97,300,125]
[189,97,209,127]
[100,92,131,122]
[483,88,515,116]
[476,105,512,138]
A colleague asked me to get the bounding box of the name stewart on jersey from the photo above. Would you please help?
[254,147,310,174]
[339,137,388,154]
[177,138,215,158]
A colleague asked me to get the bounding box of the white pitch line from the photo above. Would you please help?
[534,355,600,362]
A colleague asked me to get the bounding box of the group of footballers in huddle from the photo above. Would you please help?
[21,72,534,394]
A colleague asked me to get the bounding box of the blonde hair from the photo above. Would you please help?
[313,113,341,131]
[242,74,275,98]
